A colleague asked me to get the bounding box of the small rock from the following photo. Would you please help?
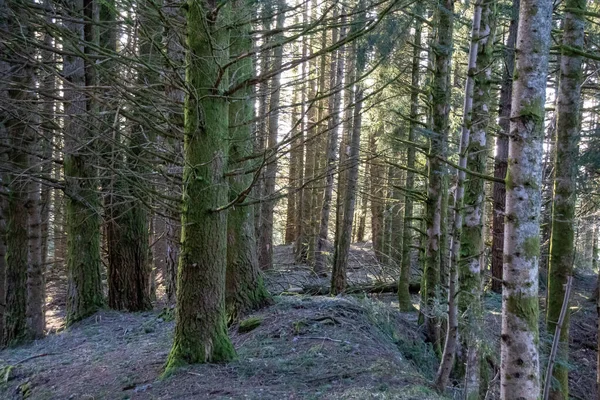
[134,384,152,393]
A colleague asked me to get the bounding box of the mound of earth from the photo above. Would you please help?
[0,296,445,400]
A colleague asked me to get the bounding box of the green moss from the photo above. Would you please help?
[506,294,539,334]
[522,236,540,259]
[238,317,263,333]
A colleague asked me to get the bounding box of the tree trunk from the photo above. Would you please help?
[285,87,301,245]
[1,0,38,345]
[293,2,310,262]
[63,0,104,325]
[492,0,518,294]
[501,0,552,397]
[370,127,386,263]
[423,0,453,349]
[334,34,356,259]
[163,0,185,305]
[254,5,271,251]
[398,9,423,311]
[164,0,235,371]
[461,1,495,397]
[226,0,272,320]
[546,1,585,398]
[314,7,345,275]
[27,154,45,338]
[258,1,285,271]
[331,81,363,295]
[435,2,482,390]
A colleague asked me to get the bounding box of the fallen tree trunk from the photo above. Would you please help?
[295,282,421,296]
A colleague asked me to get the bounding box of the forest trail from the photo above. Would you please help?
[0,244,598,400]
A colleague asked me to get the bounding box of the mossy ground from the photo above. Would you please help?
[0,244,597,399]
[0,296,445,400]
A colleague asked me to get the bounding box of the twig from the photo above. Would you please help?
[292,336,349,344]
[542,275,573,400]
[14,353,57,366]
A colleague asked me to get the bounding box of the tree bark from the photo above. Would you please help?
[314,7,345,275]
[63,0,104,326]
[546,0,585,398]
[164,0,236,371]
[501,0,552,397]
[492,0,518,294]
[461,1,495,396]
[331,82,363,295]
[331,36,363,294]
[398,9,422,311]
[370,127,386,263]
[435,2,482,390]
[258,1,285,271]
[226,0,272,320]
[423,0,454,349]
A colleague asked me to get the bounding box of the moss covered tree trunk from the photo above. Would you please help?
[500,0,552,398]
[436,2,482,389]
[546,1,585,398]
[164,0,235,371]
[370,127,386,263]
[226,0,271,321]
[423,0,453,349]
[163,0,185,305]
[460,1,495,397]
[492,0,518,294]
[63,0,104,326]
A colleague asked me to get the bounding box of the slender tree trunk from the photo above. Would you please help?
[355,166,369,243]
[501,0,552,397]
[163,0,184,305]
[314,8,345,274]
[461,1,495,397]
[370,127,386,263]
[334,36,356,257]
[492,0,518,294]
[258,1,285,271]
[398,9,422,311]
[164,0,235,371]
[293,2,310,262]
[423,0,454,349]
[435,2,482,390]
[226,0,271,320]
[285,87,301,245]
[27,155,45,338]
[332,79,363,295]
[389,161,404,273]
[254,5,271,249]
[546,1,585,398]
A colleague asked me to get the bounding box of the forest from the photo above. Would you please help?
[1,0,600,398]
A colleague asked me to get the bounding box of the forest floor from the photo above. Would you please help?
[0,243,597,399]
